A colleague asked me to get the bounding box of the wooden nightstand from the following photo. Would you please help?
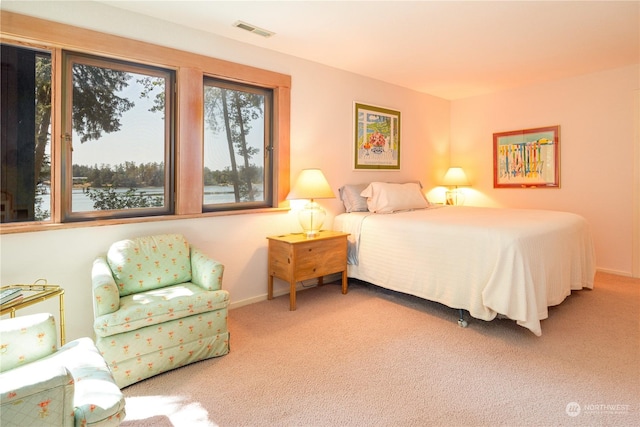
[267,230,349,310]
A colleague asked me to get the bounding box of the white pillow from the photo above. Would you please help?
[360,182,429,213]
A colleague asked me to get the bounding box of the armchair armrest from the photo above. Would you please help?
[92,256,121,317]
[0,313,57,373]
[0,354,75,427]
[190,246,225,291]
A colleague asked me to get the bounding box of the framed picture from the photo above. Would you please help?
[354,102,401,170]
[493,125,560,188]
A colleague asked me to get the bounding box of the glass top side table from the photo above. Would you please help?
[1,280,66,345]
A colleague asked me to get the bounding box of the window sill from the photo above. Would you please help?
[0,207,291,235]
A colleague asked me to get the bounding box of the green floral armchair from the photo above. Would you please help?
[0,313,125,427]
[91,233,229,388]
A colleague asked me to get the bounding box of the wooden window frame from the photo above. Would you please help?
[0,11,291,234]
[61,51,175,221]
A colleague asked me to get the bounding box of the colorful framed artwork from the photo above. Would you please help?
[493,125,560,188]
[354,102,401,170]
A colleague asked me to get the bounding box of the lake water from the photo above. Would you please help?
[38,185,252,219]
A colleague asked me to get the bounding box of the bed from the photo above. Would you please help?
[333,182,596,336]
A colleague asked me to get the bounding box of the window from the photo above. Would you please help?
[203,78,273,211]
[62,53,174,221]
[1,44,52,223]
[1,12,291,232]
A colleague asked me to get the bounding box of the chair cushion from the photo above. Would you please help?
[107,234,192,296]
[0,313,57,373]
[93,283,230,337]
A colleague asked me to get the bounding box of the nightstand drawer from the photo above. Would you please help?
[294,238,346,281]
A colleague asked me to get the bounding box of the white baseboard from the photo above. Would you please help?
[596,267,633,278]
[229,273,344,310]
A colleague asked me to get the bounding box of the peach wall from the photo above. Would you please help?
[289,60,450,218]
[0,2,449,341]
[449,65,639,276]
[1,2,636,345]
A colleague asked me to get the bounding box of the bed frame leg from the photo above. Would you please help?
[457,309,468,328]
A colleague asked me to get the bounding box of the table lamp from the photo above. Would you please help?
[286,169,335,238]
[441,167,470,205]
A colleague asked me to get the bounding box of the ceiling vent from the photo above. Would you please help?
[233,21,275,38]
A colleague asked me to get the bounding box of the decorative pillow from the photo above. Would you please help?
[360,182,429,213]
[107,234,192,296]
[338,183,369,212]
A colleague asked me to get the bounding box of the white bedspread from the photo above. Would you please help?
[333,206,595,336]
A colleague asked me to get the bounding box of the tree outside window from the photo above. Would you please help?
[203,78,273,211]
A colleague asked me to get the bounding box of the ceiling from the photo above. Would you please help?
[99,1,639,100]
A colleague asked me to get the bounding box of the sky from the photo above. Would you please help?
[72,77,264,171]
[72,80,165,167]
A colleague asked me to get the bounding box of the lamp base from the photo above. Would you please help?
[298,200,326,238]
[445,189,465,206]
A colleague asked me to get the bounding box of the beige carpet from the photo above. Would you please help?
[121,272,639,426]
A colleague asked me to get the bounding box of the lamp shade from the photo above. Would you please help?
[286,169,336,200]
[441,167,470,187]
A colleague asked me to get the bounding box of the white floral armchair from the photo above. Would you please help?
[0,313,125,427]
[91,233,229,388]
